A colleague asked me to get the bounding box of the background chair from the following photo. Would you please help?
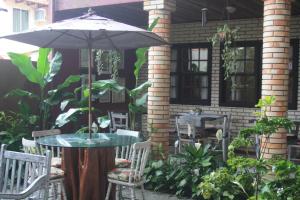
[175,116,196,153]
[0,144,51,200]
[32,129,62,167]
[105,140,151,200]
[203,114,231,161]
[115,129,139,168]
[109,112,129,132]
[23,137,67,200]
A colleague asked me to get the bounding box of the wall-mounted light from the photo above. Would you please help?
[201,8,208,27]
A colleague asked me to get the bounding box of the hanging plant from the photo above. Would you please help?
[209,24,240,80]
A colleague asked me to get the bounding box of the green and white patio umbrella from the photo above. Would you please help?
[1,9,166,138]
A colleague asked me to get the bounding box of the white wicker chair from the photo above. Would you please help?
[105,140,151,200]
[109,112,129,133]
[115,129,139,157]
[175,116,196,153]
[22,138,67,200]
[32,129,62,167]
[0,144,51,200]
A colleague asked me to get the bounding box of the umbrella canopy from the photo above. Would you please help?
[0,10,166,50]
[0,9,166,138]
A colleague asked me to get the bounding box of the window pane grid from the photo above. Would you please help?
[221,41,261,107]
[170,44,211,104]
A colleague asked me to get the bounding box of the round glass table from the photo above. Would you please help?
[37,133,140,200]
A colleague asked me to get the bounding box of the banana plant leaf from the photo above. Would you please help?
[128,81,151,98]
[37,48,51,77]
[5,89,39,100]
[133,17,159,80]
[97,116,111,129]
[83,79,124,98]
[129,103,147,113]
[135,93,148,106]
[43,51,62,83]
[46,75,81,106]
[55,107,88,127]
[8,52,43,86]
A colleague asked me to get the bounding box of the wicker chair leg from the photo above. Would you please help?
[105,182,112,200]
[141,184,146,200]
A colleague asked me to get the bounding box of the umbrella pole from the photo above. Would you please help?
[88,47,92,139]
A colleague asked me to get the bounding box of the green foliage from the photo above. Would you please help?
[7,48,80,130]
[128,18,159,131]
[55,108,88,127]
[198,168,248,200]
[209,24,239,80]
[226,96,295,199]
[85,79,124,98]
[0,111,36,151]
[145,144,219,198]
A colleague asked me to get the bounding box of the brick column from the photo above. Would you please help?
[262,0,291,159]
[144,0,175,155]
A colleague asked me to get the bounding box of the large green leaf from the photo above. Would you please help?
[84,79,124,98]
[60,98,76,111]
[46,75,81,105]
[133,17,159,80]
[134,47,148,80]
[55,108,88,127]
[5,89,39,100]
[128,81,151,98]
[44,51,62,83]
[129,103,146,114]
[147,17,159,31]
[135,93,148,106]
[8,52,43,86]
[97,116,111,129]
[37,48,51,77]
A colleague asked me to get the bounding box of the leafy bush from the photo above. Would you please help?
[0,111,35,151]
[144,144,219,198]
[198,168,248,200]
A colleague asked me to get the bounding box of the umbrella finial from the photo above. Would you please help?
[87,8,96,16]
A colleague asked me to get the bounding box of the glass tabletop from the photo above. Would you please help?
[36,133,140,148]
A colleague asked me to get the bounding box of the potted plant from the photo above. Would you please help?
[209,24,240,80]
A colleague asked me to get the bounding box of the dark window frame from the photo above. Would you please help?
[79,49,128,104]
[219,41,262,108]
[289,39,299,110]
[171,43,212,105]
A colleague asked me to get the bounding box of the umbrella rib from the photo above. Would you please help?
[93,31,167,47]
[102,31,120,51]
[93,31,126,42]
[42,30,70,48]
[134,31,168,45]
[42,30,87,47]
[51,30,87,42]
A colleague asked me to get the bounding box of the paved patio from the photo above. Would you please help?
[122,188,188,200]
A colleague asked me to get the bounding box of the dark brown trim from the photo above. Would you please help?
[170,43,212,106]
[219,40,262,108]
[289,39,299,110]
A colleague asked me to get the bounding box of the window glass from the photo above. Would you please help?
[13,8,29,32]
[170,44,211,105]
[80,49,125,104]
[220,41,261,107]
[288,40,299,109]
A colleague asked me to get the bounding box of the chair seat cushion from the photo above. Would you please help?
[51,157,62,168]
[115,158,131,168]
[108,168,139,182]
[50,167,64,179]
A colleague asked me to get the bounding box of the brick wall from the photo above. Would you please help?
[141,16,300,141]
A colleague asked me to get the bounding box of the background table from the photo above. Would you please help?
[37,133,139,200]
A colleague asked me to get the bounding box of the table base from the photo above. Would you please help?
[62,148,115,200]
